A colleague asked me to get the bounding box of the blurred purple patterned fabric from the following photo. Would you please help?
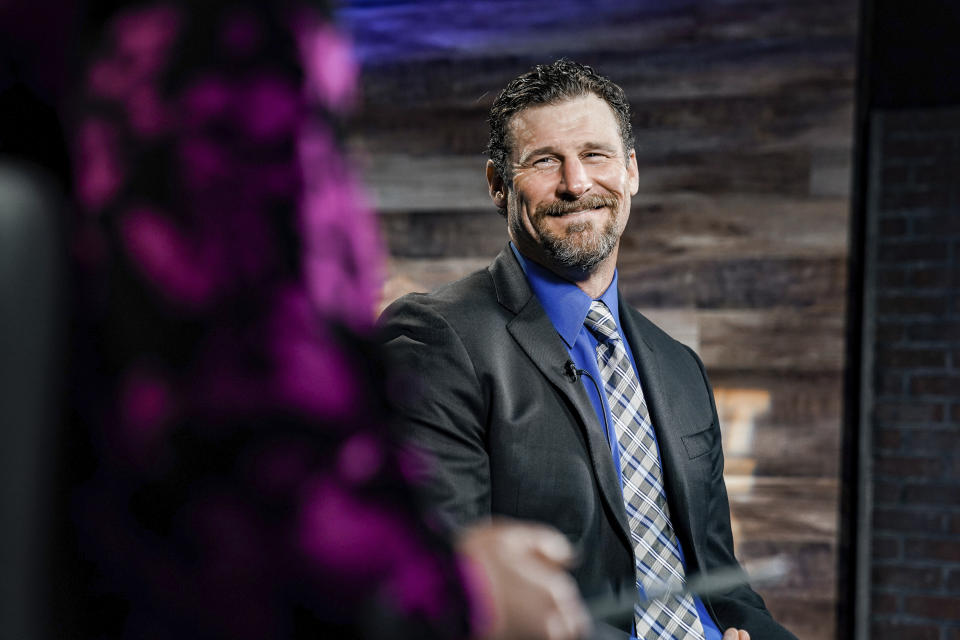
[63,2,472,637]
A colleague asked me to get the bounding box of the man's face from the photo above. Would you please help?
[488,94,639,275]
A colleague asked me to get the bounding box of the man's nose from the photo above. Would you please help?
[558,158,592,198]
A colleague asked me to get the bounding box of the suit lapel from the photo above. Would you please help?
[618,303,705,570]
[488,247,633,552]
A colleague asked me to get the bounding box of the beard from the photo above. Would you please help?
[527,193,623,273]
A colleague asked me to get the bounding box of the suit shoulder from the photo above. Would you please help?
[623,305,708,371]
[623,306,685,350]
[630,304,717,384]
[379,267,498,326]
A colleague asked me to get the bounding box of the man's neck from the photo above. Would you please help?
[574,265,616,299]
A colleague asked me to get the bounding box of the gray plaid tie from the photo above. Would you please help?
[584,301,706,640]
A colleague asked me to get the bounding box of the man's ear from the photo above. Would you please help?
[627,149,640,196]
[486,160,508,209]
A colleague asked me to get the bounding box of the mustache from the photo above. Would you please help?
[535,194,620,218]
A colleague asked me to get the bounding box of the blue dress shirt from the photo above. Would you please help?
[510,244,722,640]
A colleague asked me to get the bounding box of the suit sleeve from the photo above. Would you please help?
[379,294,492,529]
[683,345,800,640]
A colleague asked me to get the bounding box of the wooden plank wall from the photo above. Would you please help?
[339,2,858,637]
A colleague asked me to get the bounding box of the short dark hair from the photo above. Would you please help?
[486,59,635,183]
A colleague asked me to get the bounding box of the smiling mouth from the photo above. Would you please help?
[546,204,608,220]
[538,195,618,218]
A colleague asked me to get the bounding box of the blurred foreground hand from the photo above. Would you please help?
[458,520,592,640]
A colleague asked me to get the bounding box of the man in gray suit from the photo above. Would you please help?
[380,60,796,640]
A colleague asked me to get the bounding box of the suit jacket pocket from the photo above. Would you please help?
[681,424,716,459]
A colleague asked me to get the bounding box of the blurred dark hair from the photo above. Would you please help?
[485,59,635,189]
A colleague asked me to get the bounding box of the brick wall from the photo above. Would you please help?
[865,108,960,639]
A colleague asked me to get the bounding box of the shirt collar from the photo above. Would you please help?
[509,242,622,348]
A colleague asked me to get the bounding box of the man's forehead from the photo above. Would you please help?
[506,94,623,156]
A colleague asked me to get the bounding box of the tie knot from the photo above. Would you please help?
[584,301,620,343]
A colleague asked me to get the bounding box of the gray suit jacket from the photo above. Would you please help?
[380,245,797,639]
